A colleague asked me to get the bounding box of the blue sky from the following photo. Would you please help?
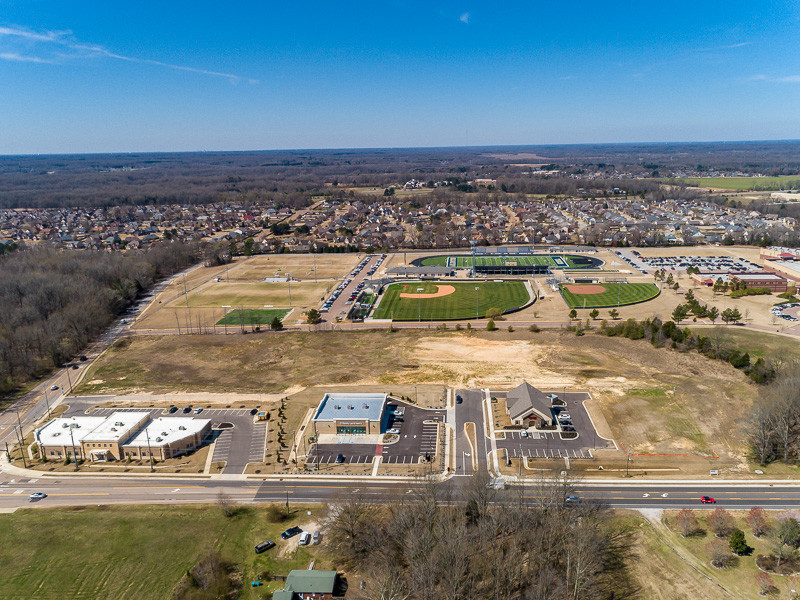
[1,1,800,153]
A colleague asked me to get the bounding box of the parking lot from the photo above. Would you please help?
[308,401,445,466]
[65,399,267,474]
[615,249,760,274]
[493,391,615,460]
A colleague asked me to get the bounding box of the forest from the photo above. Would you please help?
[326,474,635,600]
[0,242,199,400]
[3,141,800,208]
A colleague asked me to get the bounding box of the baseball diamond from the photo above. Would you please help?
[372,281,531,321]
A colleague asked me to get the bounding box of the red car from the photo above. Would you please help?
[700,496,716,504]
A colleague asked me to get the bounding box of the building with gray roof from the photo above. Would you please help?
[312,393,387,436]
[506,382,554,426]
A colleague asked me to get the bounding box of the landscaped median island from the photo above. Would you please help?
[372,280,531,320]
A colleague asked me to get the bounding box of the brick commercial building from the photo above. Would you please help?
[691,270,789,292]
[764,260,800,284]
[312,393,387,436]
[35,412,211,462]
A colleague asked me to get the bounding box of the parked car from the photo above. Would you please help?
[183,406,192,413]
[29,492,47,500]
[299,531,311,546]
[558,413,571,421]
[312,531,320,545]
[250,408,258,415]
[280,526,303,539]
[254,540,275,553]
[700,496,716,504]
[520,430,528,438]
[335,454,345,464]
[168,406,178,414]
[456,395,463,404]
[387,428,400,435]
[193,407,204,414]
[79,355,87,361]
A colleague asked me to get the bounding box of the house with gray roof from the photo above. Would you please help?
[506,382,553,426]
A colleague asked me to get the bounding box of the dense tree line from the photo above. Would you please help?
[599,318,774,384]
[325,474,635,600]
[748,370,800,465]
[0,242,199,398]
[4,141,799,209]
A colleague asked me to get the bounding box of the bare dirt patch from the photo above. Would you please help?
[398,284,456,299]
[564,284,607,295]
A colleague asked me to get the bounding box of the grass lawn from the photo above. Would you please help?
[0,504,326,600]
[660,175,800,191]
[372,281,531,320]
[560,282,660,309]
[174,281,329,309]
[418,254,598,269]
[217,308,290,326]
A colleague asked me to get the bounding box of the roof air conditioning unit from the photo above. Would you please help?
[179,426,186,431]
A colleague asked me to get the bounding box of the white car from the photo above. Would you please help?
[558,413,571,421]
[29,492,47,500]
[387,428,400,435]
[520,430,528,438]
[50,385,59,391]
[299,531,311,546]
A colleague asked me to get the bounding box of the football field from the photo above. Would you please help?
[559,283,660,309]
[419,254,597,269]
[372,281,531,321]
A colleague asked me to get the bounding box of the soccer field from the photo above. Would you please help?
[419,254,597,269]
[217,308,290,325]
[559,283,660,309]
[372,281,531,321]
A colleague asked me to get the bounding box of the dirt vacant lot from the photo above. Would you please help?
[76,327,790,470]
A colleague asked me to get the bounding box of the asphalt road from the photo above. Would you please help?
[453,388,489,475]
[5,472,800,511]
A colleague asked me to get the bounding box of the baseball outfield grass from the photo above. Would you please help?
[372,281,531,321]
[419,254,597,269]
[560,282,660,309]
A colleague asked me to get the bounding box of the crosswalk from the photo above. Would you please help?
[509,447,592,459]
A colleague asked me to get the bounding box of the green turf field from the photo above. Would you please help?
[217,308,290,325]
[659,176,800,191]
[560,282,660,309]
[419,254,595,269]
[372,281,531,320]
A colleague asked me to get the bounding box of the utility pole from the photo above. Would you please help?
[65,368,73,394]
[14,412,26,468]
[313,254,317,283]
[626,449,631,477]
[287,273,292,306]
[69,425,79,471]
[43,387,52,420]
[146,427,154,472]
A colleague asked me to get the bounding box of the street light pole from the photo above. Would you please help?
[69,425,78,471]
[43,387,52,420]
[145,427,154,472]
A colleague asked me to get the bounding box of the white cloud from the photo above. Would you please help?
[459,12,470,24]
[0,51,57,64]
[752,74,800,83]
[0,24,257,83]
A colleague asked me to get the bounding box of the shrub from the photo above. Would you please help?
[754,571,778,595]
[708,508,735,537]
[747,507,770,537]
[729,529,749,555]
[486,307,503,320]
[486,320,497,331]
[507,325,514,332]
[528,324,540,332]
[706,539,735,568]
[675,508,701,537]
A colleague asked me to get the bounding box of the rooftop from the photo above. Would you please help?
[35,416,107,447]
[81,411,150,443]
[313,393,387,422]
[507,382,552,421]
[124,417,211,447]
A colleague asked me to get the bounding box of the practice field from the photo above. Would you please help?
[217,308,290,325]
[170,281,330,308]
[418,254,599,269]
[560,282,660,309]
[372,281,531,320]
[224,253,361,281]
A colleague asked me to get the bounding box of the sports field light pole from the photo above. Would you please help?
[417,288,424,322]
[475,286,480,318]
[222,305,231,334]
